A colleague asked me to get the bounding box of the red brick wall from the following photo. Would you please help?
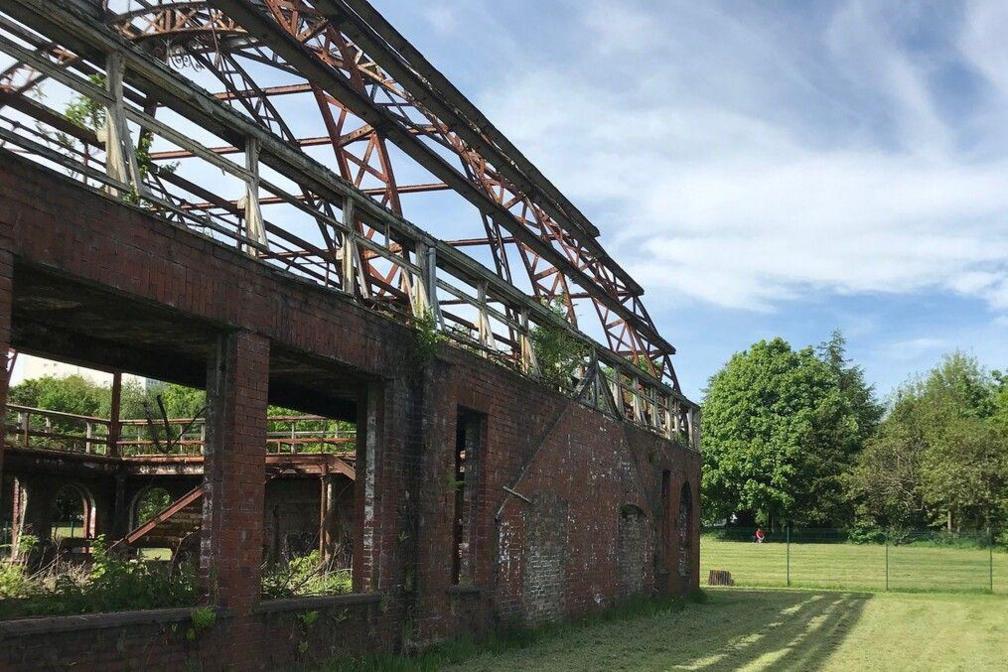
[0,152,700,669]
[0,247,12,500]
[0,598,389,672]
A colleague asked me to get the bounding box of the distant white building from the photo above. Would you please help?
[10,354,146,388]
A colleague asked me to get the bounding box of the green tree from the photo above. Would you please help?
[845,389,928,532]
[701,334,878,528]
[9,375,109,417]
[119,379,205,420]
[848,353,1008,532]
[991,369,1008,431]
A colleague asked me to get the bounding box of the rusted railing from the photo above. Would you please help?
[4,404,111,455]
[3,405,354,456]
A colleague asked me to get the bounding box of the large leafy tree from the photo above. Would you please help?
[702,333,880,528]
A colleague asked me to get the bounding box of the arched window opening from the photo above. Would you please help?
[51,484,95,543]
[132,486,172,528]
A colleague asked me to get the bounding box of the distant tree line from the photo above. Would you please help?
[8,375,204,420]
[701,331,1008,537]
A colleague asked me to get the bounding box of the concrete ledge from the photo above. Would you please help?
[254,592,381,615]
[0,606,219,638]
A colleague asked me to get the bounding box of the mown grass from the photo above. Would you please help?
[311,589,1008,671]
[701,538,1008,593]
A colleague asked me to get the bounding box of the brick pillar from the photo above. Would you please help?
[201,331,269,614]
[0,250,12,526]
[353,382,382,592]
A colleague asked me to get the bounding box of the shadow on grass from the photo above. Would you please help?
[686,589,871,672]
[309,589,872,672]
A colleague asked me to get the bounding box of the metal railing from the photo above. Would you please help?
[0,2,700,448]
[3,405,354,456]
[4,404,111,455]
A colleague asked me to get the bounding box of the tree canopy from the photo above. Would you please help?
[847,353,1008,532]
[701,331,881,528]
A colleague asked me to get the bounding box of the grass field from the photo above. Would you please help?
[701,537,1008,593]
[320,589,1007,671]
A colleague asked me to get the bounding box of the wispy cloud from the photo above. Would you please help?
[472,0,1008,319]
[879,337,949,363]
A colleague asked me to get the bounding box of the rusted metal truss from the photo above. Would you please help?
[0,0,699,445]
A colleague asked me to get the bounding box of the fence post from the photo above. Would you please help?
[885,535,889,592]
[786,523,791,587]
[991,529,995,594]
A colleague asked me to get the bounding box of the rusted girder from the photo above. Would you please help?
[206,0,678,382]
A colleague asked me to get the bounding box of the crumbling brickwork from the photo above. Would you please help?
[521,494,568,625]
[618,505,647,597]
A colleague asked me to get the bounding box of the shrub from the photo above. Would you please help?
[0,536,198,620]
[262,550,352,599]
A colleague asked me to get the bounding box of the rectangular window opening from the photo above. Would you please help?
[452,407,484,585]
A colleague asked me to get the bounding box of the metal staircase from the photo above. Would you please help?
[115,486,203,553]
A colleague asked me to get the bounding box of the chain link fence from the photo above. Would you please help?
[702,527,1005,593]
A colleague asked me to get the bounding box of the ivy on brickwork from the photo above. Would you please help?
[186,606,217,641]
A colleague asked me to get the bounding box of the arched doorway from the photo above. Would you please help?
[678,483,693,577]
[50,483,96,544]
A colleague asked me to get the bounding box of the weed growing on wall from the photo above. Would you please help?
[531,299,587,394]
[410,309,443,368]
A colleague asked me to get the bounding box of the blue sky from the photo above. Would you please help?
[373,0,1008,401]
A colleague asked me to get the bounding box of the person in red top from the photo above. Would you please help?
[754,527,766,544]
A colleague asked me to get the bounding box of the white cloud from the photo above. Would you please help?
[476,0,1008,313]
[582,3,658,54]
[423,4,457,34]
[880,337,949,363]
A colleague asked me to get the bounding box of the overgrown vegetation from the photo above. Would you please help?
[0,536,197,620]
[530,299,587,394]
[411,309,444,367]
[61,74,173,193]
[262,550,352,600]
